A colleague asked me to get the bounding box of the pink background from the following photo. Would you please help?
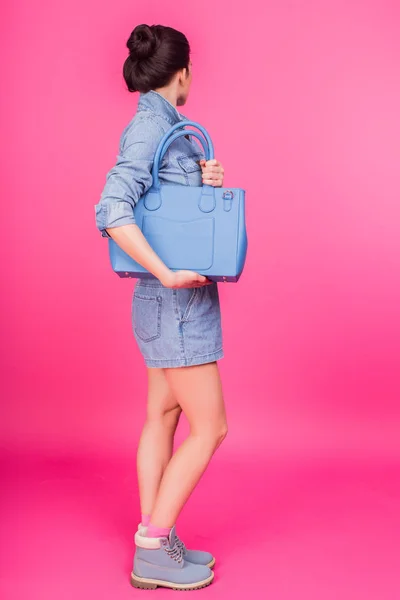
[1,1,400,599]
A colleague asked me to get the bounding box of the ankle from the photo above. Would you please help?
[146,523,172,539]
[141,513,151,527]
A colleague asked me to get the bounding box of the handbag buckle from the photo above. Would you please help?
[222,190,234,212]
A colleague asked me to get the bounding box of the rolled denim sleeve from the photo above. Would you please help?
[94,116,163,238]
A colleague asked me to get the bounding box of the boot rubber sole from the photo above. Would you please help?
[130,571,214,591]
[207,557,216,569]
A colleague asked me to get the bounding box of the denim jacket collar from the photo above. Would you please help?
[137,90,187,125]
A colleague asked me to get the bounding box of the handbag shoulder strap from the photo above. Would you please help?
[152,121,214,190]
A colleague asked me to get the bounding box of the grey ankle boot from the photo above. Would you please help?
[131,527,214,591]
[137,523,215,568]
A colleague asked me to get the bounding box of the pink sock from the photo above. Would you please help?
[141,514,151,527]
[146,523,172,539]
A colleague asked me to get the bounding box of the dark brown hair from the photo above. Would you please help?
[123,24,190,93]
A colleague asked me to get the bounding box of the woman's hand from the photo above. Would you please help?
[161,270,213,289]
[200,159,224,187]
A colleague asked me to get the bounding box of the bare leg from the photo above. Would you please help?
[150,361,227,527]
[137,367,181,516]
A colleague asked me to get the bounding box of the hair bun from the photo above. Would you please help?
[127,24,157,60]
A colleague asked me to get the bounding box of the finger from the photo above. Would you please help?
[205,159,219,167]
[203,171,221,178]
[201,166,223,175]
[202,172,222,180]
[203,178,223,186]
[201,164,223,172]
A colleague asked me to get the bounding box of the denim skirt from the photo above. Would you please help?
[132,279,224,368]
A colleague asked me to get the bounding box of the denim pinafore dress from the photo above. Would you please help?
[95,91,223,368]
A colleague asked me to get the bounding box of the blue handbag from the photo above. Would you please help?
[108,121,247,282]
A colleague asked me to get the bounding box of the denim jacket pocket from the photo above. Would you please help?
[176,154,202,174]
[176,154,203,186]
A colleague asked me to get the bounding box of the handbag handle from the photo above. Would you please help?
[152,121,215,189]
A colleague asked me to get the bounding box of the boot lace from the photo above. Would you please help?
[175,536,187,554]
[164,542,184,563]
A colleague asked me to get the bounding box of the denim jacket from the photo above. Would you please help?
[94,90,205,238]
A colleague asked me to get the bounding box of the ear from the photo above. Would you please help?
[180,66,189,81]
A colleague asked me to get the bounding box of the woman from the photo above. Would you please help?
[95,24,227,591]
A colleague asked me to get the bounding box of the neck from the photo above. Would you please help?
[154,87,178,108]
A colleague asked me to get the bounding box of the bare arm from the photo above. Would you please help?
[106,223,172,286]
[106,223,210,288]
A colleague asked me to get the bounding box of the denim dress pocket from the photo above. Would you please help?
[132,292,162,343]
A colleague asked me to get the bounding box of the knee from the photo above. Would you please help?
[217,423,228,447]
[195,421,228,449]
